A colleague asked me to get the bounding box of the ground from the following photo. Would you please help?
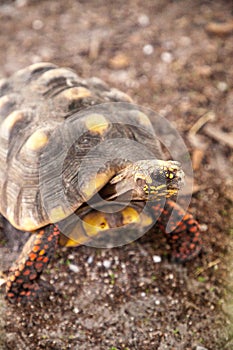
[0,0,232,349]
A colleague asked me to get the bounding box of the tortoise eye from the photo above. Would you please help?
[78,136,89,145]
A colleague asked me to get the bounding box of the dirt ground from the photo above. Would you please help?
[0,0,232,349]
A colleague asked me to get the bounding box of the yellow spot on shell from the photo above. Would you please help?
[50,206,67,222]
[0,95,10,109]
[25,130,49,151]
[82,173,111,200]
[61,87,91,100]
[83,212,110,237]
[136,111,151,126]
[85,113,109,134]
[20,217,37,231]
[0,110,24,139]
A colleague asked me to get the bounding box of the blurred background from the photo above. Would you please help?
[0,1,232,349]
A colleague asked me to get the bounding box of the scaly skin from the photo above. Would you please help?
[152,200,201,261]
[6,226,59,303]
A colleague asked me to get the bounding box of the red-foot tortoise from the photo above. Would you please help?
[0,63,201,303]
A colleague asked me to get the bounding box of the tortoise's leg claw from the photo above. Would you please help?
[6,225,59,303]
[152,200,202,262]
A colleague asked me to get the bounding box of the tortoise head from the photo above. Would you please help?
[109,159,184,201]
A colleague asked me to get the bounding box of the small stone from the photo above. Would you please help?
[143,44,154,55]
[217,81,228,92]
[73,307,79,314]
[200,224,208,232]
[161,52,173,63]
[153,255,162,263]
[168,273,174,280]
[32,19,44,31]
[68,254,75,260]
[68,264,80,273]
[155,299,160,305]
[141,292,146,297]
[196,346,208,350]
[87,256,93,264]
[103,259,111,269]
[138,14,150,27]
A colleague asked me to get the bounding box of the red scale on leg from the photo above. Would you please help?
[6,224,60,303]
[151,200,202,262]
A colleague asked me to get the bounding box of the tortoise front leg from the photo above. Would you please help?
[6,225,60,303]
[151,200,202,262]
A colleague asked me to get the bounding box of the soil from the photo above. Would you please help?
[0,0,232,349]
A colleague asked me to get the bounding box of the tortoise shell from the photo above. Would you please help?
[0,62,162,231]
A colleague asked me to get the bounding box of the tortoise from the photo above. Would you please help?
[0,62,201,303]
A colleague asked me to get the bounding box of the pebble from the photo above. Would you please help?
[32,19,44,30]
[138,14,150,27]
[143,44,154,55]
[160,51,173,63]
[87,256,94,264]
[68,254,75,260]
[103,259,111,269]
[153,255,162,263]
[68,264,80,273]
[200,224,208,232]
[217,81,228,92]
[196,346,208,350]
[168,273,174,280]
